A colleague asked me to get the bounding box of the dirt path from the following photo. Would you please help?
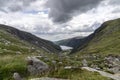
[82,67,120,80]
[30,77,69,80]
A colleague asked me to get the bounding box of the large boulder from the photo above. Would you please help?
[27,57,49,75]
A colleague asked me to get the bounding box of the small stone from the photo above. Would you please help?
[13,72,22,80]
[16,51,22,55]
[82,59,88,67]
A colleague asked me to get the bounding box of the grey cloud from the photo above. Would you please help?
[108,0,120,5]
[72,22,101,33]
[0,0,35,12]
[112,8,120,13]
[46,0,103,23]
[0,8,8,13]
[33,25,51,34]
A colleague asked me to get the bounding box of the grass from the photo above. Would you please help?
[46,67,112,80]
[0,55,28,80]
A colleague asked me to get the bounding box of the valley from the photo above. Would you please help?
[0,18,120,80]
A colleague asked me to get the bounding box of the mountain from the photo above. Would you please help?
[55,36,84,49]
[72,18,120,55]
[0,24,61,53]
[0,24,62,79]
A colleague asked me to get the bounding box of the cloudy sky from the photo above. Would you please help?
[0,0,120,41]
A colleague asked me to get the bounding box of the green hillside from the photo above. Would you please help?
[0,28,44,55]
[0,24,61,53]
[75,18,120,56]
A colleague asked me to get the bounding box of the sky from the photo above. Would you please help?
[0,0,120,41]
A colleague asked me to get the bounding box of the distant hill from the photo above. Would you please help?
[72,18,120,55]
[55,36,84,49]
[0,24,61,53]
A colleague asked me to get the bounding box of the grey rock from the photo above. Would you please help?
[13,72,22,80]
[16,51,22,55]
[64,66,72,69]
[104,56,120,73]
[108,66,120,74]
[82,59,88,67]
[51,60,56,64]
[27,56,49,75]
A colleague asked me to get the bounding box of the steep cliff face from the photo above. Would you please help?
[0,24,61,53]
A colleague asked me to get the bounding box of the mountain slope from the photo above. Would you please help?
[72,18,120,55]
[55,36,84,49]
[0,24,62,79]
[0,24,61,53]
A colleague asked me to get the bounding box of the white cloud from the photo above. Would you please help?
[65,0,120,35]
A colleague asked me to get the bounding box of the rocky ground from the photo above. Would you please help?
[12,54,120,80]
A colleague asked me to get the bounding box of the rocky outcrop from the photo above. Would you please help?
[27,57,49,75]
[104,56,120,74]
